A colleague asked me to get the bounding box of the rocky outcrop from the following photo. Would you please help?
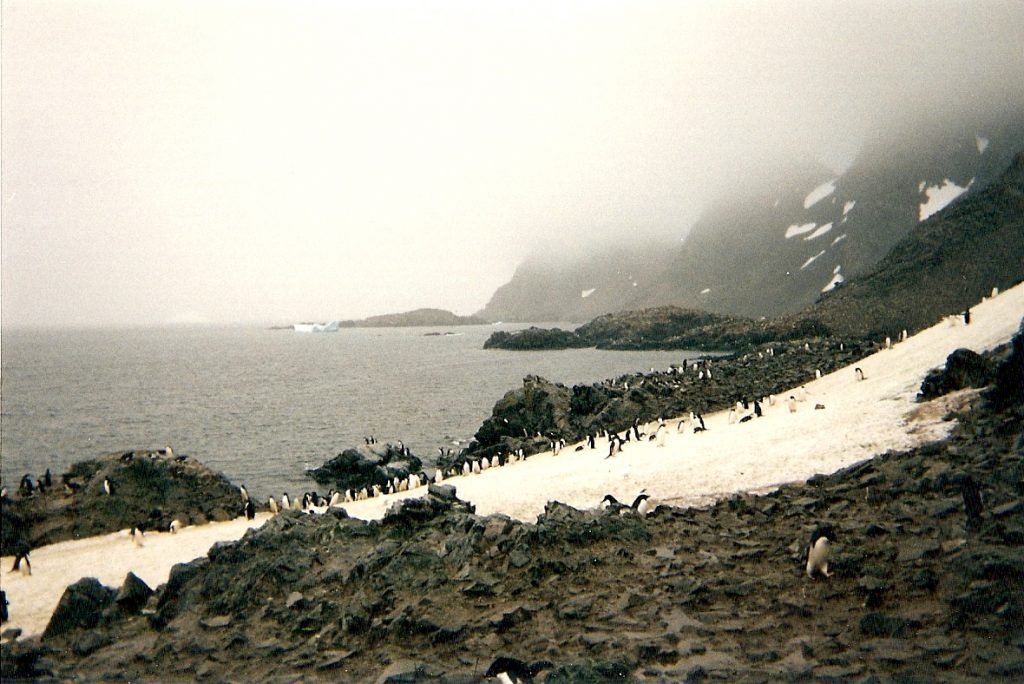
[918,348,994,400]
[0,452,247,555]
[306,443,423,493]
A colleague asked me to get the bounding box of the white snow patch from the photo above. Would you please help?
[803,179,837,209]
[976,135,989,153]
[773,198,781,208]
[843,200,856,216]
[785,222,817,239]
[700,287,711,294]
[804,222,834,240]
[581,288,596,299]
[831,233,847,246]
[833,264,842,274]
[800,250,827,270]
[632,281,638,287]
[822,270,845,292]
[918,180,926,193]
[919,178,974,221]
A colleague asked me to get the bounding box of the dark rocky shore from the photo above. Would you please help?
[2,326,1022,681]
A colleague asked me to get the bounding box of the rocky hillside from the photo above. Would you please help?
[341,308,488,328]
[4,330,1022,682]
[484,148,1024,351]
[479,110,1024,323]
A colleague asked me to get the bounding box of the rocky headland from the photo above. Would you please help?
[2,322,1022,682]
[1,450,248,557]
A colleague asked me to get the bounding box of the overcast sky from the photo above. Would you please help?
[3,1,1022,327]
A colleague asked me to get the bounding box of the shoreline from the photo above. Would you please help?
[2,282,1021,643]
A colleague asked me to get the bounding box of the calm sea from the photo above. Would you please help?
[1,325,699,500]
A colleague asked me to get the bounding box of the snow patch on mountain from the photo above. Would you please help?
[700,288,711,294]
[803,179,837,209]
[804,222,834,240]
[785,222,818,239]
[581,288,596,299]
[822,266,845,292]
[831,233,848,246]
[919,178,974,221]
[976,135,989,154]
[800,250,827,270]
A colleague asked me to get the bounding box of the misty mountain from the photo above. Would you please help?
[478,109,1024,323]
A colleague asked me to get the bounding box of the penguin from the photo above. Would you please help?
[655,423,667,447]
[244,499,256,520]
[739,414,754,423]
[281,493,291,511]
[631,493,653,516]
[815,369,822,379]
[481,456,491,470]
[239,484,250,502]
[130,526,145,547]
[103,478,113,496]
[855,367,865,381]
[43,469,52,489]
[484,657,554,684]
[787,396,798,413]
[169,519,181,534]
[806,525,836,578]
[964,307,971,325]
[462,461,471,476]
[606,435,621,459]
[10,541,32,575]
[329,490,341,507]
[472,460,481,475]
[728,408,737,424]
[269,496,279,514]
[884,336,892,350]
[587,433,596,449]
[754,400,763,417]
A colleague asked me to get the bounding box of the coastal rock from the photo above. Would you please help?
[112,572,153,615]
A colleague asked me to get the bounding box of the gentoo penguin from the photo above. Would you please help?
[169,519,181,533]
[244,499,256,520]
[268,496,279,514]
[103,478,113,496]
[130,526,145,547]
[484,657,554,684]
[787,396,798,413]
[281,493,291,511]
[855,367,865,381]
[239,484,250,502]
[806,525,836,578]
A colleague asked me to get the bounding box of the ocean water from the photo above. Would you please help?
[1,325,700,499]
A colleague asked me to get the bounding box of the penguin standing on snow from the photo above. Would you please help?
[244,499,256,520]
[806,525,836,578]
[855,367,865,381]
[631,493,653,516]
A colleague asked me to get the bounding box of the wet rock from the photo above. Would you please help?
[42,578,116,640]
[859,612,918,638]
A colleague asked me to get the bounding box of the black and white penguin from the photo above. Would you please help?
[130,526,145,547]
[695,413,706,431]
[787,396,797,413]
[588,433,596,449]
[268,496,279,514]
[484,657,554,683]
[239,484,250,502]
[754,400,763,417]
[855,367,865,381]
[43,469,52,489]
[103,478,113,496]
[806,525,836,578]
[600,494,625,513]
[605,435,621,459]
[631,493,653,516]
[169,519,181,534]
[10,543,32,575]
[244,499,256,520]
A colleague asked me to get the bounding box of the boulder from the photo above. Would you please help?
[918,348,992,400]
[43,578,115,640]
